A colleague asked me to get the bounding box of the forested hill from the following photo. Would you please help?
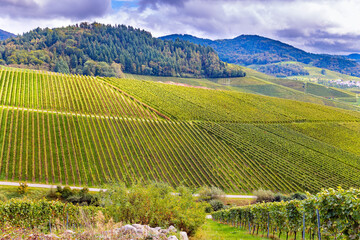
[0,29,15,41]
[161,34,360,77]
[0,23,245,78]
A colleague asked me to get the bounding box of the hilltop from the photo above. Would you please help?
[0,23,245,78]
[0,29,15,41]
[160,34,360,78]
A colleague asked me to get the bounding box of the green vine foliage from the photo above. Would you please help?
[0,198,103,229]
[212,187,360,239]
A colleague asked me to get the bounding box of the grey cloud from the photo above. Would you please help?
[304,33,360,54]
[305,40,359,53]
[0,0,111,19]
[138,0,188,10]
[276,28,360,53]
[277,28,306,39]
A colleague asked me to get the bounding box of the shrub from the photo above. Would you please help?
[209,199,225,212]
[290,192,307,200]
[273,193,291,202]
[100,182,207,236]
[61,186,73,199]
[0,193,7,202]
[253,189,275,203]
[47,186,99,206]
[198,186,225,202]
[17,183,28,195]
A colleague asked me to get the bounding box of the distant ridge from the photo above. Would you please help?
[160,34,360,77]
[347,53,360,63]
[0,29,15,41]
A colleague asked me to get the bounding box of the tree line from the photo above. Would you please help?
[0,22,245,78]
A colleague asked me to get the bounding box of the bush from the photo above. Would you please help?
[209,199,225,212]
[253,189,275,203]
[47,186,99,206]
[17,183,28,195]
[100,182,207,236]
[61,186,73,199]
[198,186,225,202]
[290,192,307,200]
[273,193,291,202]
[0,193,7,202]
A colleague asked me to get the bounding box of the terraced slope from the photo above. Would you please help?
[1,68,360,193]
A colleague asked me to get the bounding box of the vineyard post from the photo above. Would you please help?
[66,212,68,229]
[49,218,51,233]
[302,213,305,240]
[316,209,321,240]
[267,213,270,238]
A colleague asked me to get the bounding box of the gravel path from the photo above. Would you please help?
[0,181,106,192]
[0,181,257,198]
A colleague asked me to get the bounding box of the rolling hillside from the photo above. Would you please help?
[0,67,360,193]
[160,34,360,78]
[0,29,14,41]
[122,68,360,112]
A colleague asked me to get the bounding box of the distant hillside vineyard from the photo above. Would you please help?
[0,66,360,193]
[0,23,245,78]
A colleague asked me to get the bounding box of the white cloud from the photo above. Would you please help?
[2,0,360,53]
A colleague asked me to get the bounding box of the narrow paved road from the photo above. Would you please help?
[0,181,257,199]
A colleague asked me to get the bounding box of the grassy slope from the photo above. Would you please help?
[0,185,48,200]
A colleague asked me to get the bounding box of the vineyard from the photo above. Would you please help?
[212,187,360,239]
[0,198,101,228]
[123,70,360,112]
[103,77,360,122]
[0,67,360,192]
[197,122,360,193]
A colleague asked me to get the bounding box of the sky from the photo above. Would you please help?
[0,0,360,54]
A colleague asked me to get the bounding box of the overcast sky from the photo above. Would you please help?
[0,0,359,54]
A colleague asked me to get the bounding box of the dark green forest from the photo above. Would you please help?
[0,23,245,78]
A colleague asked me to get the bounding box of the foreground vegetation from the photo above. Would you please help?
[0,183,207,237]
[213,187,360,239]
